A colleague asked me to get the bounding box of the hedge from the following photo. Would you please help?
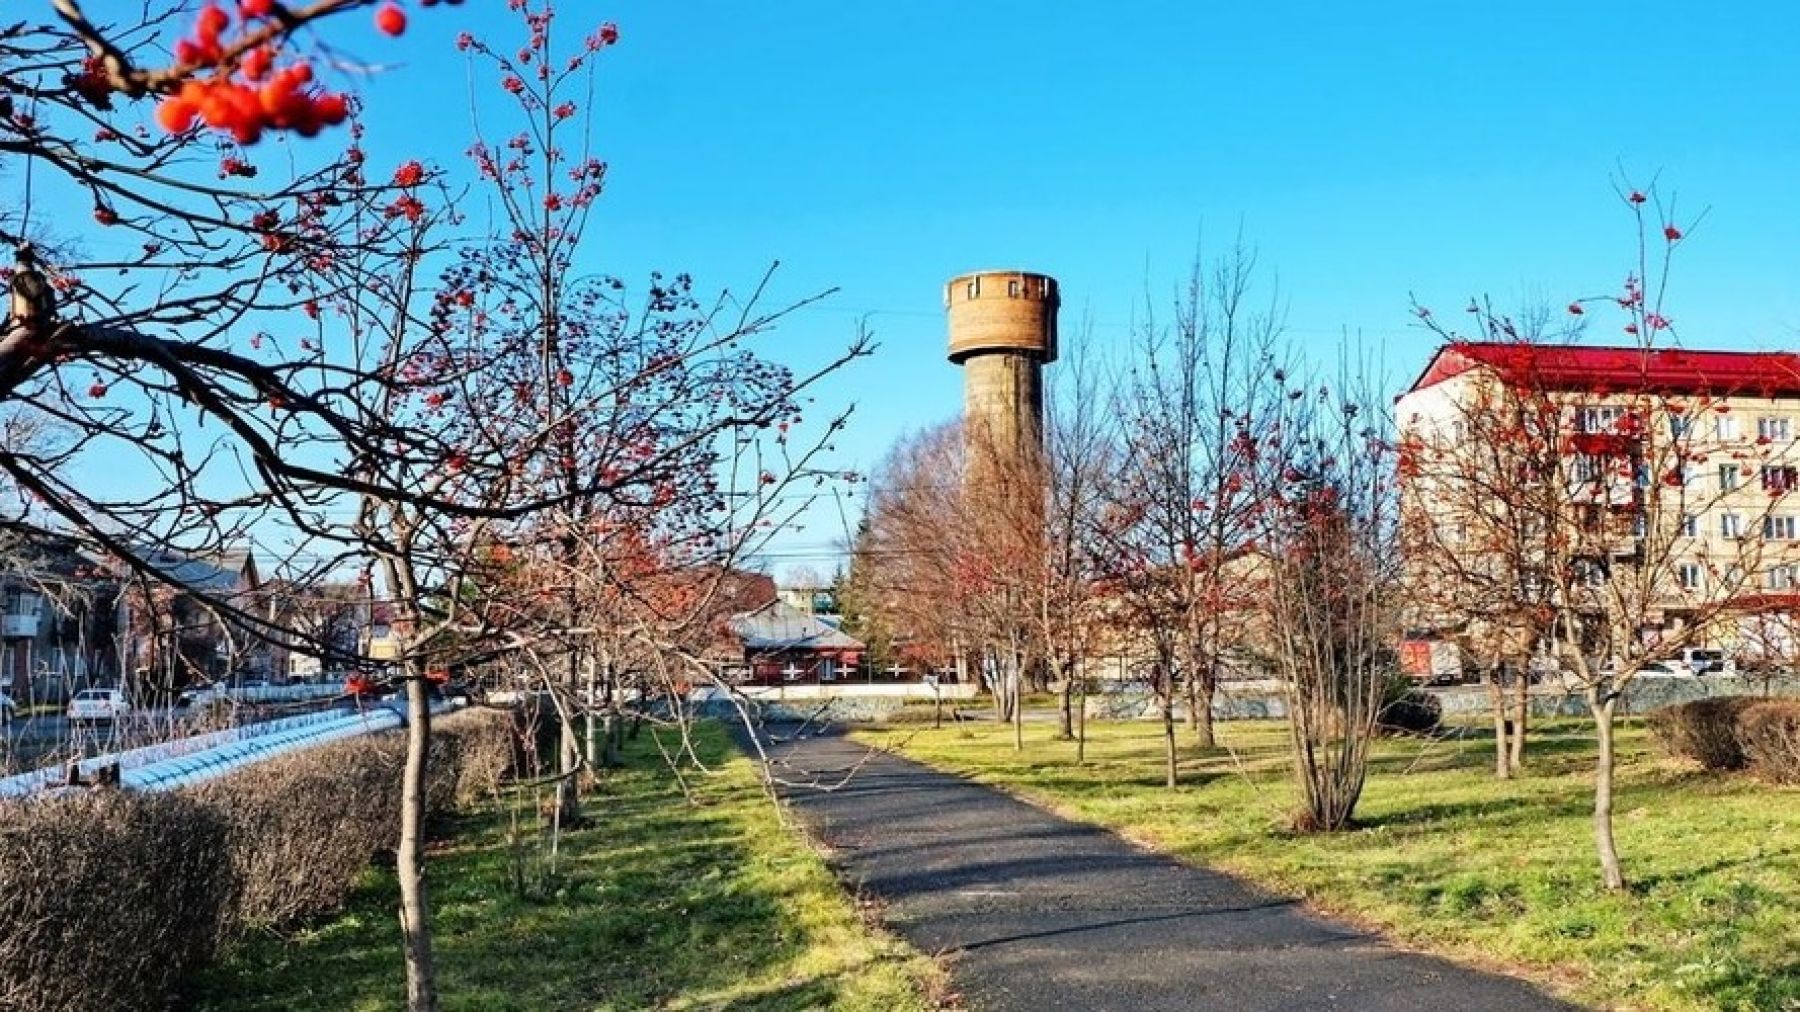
[1738,700,1800,785]
[0,706,522,1012]
[1647,696,1800,784]
[1644,696,1761,770]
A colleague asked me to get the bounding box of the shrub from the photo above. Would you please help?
[436,707,519,805]
[0,706,521,1011]
[1645,696,1760,770]
[0,791,230,1012]
[1378,676,1442,735]
[1738,700,1800,785]
[191,735,407,936]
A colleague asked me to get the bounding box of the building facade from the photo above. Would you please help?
[1397,341,1800,667]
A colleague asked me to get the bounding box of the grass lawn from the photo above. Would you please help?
[196,722,944,1012]
[856,716,1799,1012]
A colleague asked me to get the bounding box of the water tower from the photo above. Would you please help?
[945,270,1059,462]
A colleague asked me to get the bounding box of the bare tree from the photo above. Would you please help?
[1410,184,1788,888]
[1095,244,1289,785]
[1253,359,1400,831]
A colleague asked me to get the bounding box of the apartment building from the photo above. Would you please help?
[1397,341,1800,664]
[0,528,123,699]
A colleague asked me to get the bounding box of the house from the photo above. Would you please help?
[272,580,367,679]
[0,527,123,700]
[728,599,867,685]
[123,544,271,690]
[1396,340,1800,661]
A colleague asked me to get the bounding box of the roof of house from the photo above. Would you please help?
[729,599,863,653]
[1407,342,1800,399]
[136,545,257,594]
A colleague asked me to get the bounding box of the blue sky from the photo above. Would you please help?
[36,1,1800,576]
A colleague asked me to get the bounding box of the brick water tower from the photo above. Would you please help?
[945,270,1059,462]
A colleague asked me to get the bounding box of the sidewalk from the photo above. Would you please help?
[759,728,1574,1012]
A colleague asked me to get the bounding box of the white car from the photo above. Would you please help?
[67,688,131,724]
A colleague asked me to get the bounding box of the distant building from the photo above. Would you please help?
[728,599,867,685]
[1397,341,1800,659]
[0,528,122,700]
[124,545,271,690]
[776,583,838,616]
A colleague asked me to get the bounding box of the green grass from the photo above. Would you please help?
[196,723,944,1012]
[856,717,1799,1012]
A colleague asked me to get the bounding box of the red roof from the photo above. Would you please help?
[1408,342,1800,399]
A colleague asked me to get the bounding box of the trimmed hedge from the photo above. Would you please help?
[1738,700,1800,785]
[1644,696,1760,770]
[1647,696,1800,784]
[0,706,520,1012]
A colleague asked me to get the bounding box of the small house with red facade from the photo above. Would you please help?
[728,599,865,685]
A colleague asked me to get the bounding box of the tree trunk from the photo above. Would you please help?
[1075,668,1087,765]
[1509,668,1529,774]
[397,674,439,1012]
[1489,669,1512,780]
[1162,698,1178,789]
[1056,664,1075,741]
[555,717,581,823]
[1012,655,1024,752]
[1590,694,1626,891]
[1193,669,1216,750]
[583,654,599,769]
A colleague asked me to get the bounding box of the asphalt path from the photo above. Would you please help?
[758,726,1574,1012]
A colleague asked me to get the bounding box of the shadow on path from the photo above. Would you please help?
[757,725,1577,1012]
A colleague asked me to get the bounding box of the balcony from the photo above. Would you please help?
[1,613,40,638]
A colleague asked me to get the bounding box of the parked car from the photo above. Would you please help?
[0,691,15,723]
[67,688,131,724]
[1671,648,1734,676]
[177,684,228,708]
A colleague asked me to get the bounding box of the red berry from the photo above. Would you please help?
[155,98,196,133]
[88,383,108,398]
[374,3,407,36]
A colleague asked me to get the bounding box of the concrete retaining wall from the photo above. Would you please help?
[1086,675,1800,722]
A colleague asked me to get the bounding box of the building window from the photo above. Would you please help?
[1722,513,1743,538]
[1574,405,1625,433]
[1769,565,1799,591]
[1577,504,1602,533]
[1763,465,1799,493]
[1720,464,1742,490]
[1717,414,1740,440]
[1574,560,1608,587]
[1670,416,1691,438]
[1572,455,1604,483]
[1758,416,1792,442]
[966,278,980,299]
[1008,279,1020,298]
[1678,562,1704,590]
[1765,515,1798,540]
[1680,514,1698,537]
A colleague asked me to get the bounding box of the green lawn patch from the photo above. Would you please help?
[856,717,1798,1012]
[197,722,943,1011]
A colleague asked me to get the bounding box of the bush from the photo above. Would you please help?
[0,706,521,1012]
[436,707,519,805]
[1738,700,1800,785]
[0,791,230,1012]
[1645,696,1760,770]
[1378,675,1442,735]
